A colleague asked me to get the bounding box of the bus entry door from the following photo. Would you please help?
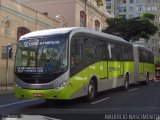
[99,61,107,79]
[118,45,124,76]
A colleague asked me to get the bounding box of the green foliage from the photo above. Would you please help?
[139,13,155,20]
[102,13,158,42]
[155,55,160,67]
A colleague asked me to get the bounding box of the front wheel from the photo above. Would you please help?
[86,80,96,101]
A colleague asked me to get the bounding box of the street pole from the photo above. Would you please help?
[5,45,8,91]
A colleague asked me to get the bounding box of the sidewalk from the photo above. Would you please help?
[0,83,14,95]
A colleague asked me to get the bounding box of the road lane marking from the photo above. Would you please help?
[91,97,110,105]
[19,115,62,120]
[0,99,38,108]
[129,88,138,92]
[44,116,62,120]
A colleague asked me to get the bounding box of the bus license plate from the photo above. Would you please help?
[33,93,43,97]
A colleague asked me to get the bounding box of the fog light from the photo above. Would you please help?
[55,80,68,90]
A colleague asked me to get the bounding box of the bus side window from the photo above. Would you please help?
[108,43,117,61]
[139,49,143,62]
[117,45,122,61]
[98,40,107,61]
[123,45,133,61]
[151,53,154,64]
[71,38,83,69]
[84,38,97,61]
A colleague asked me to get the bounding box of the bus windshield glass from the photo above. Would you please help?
[15,36,68,73]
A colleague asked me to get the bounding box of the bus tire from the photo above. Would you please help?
[124,74,129,90]
[86,80,96,101]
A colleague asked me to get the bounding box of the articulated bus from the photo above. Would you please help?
[14,27,154,101]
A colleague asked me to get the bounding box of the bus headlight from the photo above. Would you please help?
[55,80,68,90]
[15,84,22,89]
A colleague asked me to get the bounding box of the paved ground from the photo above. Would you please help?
[0,81,160,120]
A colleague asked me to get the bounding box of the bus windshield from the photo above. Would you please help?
[15,36,68,73]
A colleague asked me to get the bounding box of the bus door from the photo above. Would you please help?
[139,49,145,79]
[70,34,84,77]
[107,42,118,78]
[107,43,123,79]
[98,40,107,79]
[118,45,124,76]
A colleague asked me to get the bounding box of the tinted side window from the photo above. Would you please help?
[71,33,95,76]
[71,39,83,68]
[150,53,154,64]
[84,38,97,61]
[144,51,148,63]
[117,45,123,61]
[123,45,133,61]
[98,40,107,61]
[108,43,117,61]
[139,49,144,62]
[139,49,142,62]
[140,50,154,64]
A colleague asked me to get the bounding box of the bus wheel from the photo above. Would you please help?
[86,80,96,101]
[124,74,129,90]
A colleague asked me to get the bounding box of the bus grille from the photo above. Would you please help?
[15,72,62,84]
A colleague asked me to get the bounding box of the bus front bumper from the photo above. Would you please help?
[14,87,70,100]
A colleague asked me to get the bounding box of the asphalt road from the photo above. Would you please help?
[0,81,160,120]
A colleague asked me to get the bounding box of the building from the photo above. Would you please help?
[105,0,160,56]
[0,0,65,84]
[106,0,117,17]
[145,0,160,57]
[106,0,147,19]
[106,0,148,19]
[16,0,112,31]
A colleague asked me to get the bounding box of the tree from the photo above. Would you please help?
[102,13,158,42]
[155,55,160,67]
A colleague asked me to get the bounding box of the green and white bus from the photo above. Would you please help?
[14,27,154,101]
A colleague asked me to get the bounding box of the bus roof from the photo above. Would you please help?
[90,29,128,43]
[133,44,153,53]
[20,27,79,39]
[19,27,128,44]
